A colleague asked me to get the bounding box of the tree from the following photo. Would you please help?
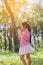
[3,0,19,52]
[28,3,43,48]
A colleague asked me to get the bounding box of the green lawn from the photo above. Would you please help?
[0,48,43,65]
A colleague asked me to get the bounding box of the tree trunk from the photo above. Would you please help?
[3,33,7,50]
[4,0,19,52]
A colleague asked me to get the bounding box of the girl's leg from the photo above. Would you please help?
[20,55,27,65]
[26,53,31,65]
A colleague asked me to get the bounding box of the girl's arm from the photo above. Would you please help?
[22,34,29,41]
[22,31,30,42]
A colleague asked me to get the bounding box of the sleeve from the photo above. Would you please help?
[25,30,30,42]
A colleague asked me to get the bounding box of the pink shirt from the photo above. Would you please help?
[18,29,30,47]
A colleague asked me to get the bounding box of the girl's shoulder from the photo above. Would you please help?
[26,28,30,33]
[24,29,30,35]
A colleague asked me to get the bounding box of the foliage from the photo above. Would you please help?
[0,0,43,52]
[0,49,43,65]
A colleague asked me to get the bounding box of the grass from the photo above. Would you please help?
[0,48,43,65]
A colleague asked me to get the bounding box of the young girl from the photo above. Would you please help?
[17,22,34,65]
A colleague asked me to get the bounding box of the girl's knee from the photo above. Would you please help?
[20,55,24,60]
[26,53,30,59]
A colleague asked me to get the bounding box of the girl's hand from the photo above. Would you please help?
[17,29,21,34]
[17,28,22,40]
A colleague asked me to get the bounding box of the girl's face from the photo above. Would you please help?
[21,24,26,30]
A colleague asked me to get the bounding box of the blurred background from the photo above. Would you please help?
[0,0,43,65]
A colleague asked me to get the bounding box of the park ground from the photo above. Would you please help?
[0,48,43,65]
